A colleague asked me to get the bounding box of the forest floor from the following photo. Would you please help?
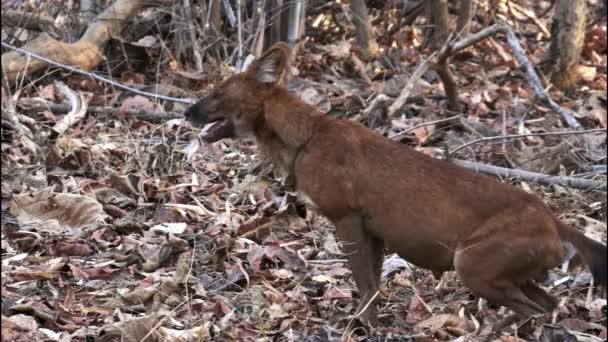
[1,0,607,341]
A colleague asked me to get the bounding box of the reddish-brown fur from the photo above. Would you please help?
[184,43,607,328]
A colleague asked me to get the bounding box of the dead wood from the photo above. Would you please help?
[350,0,379,61]
[1,10,57,32]
[425,0,461,111]
[456,0,475,35]
[453,159,607,191]
[1,0,161,84]
[2,41,194,104]
[51,82,88,137]
[18,100,183,123]
[449,128,606,155]
[388,24,582,130]
[424,0,450,50]
[549,0,587,90]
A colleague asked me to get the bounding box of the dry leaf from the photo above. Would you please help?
[10,187,105,236]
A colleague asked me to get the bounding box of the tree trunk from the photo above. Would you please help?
[264,0,283,50]
[350,0,379,61]
[251,0,267,56]
[549,0,587,90]
[456,0,474,36]
[425,0,460,111]
[425,0,450,49]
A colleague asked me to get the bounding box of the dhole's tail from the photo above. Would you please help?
[557,221,607,287]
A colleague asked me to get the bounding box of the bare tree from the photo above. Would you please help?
[425,0,461,111]
[456,0,475,36]
[350,0,379,61]
[549,0,587,90]
[425,0,450,48]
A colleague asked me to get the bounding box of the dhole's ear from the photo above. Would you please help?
[251,42,291,84]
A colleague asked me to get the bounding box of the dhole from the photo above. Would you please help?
[184,43,607,329]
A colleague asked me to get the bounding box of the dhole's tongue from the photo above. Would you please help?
[200,120,234,142]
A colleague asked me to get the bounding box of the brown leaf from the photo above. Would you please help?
[406,295,432,324]
[10,187,105,236]
[55,241,94,256]
[99,313,164,342]
[121,286,156,306]
[322,285,352,300]
[119,95,156,114]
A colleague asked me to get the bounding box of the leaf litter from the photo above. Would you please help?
[1,1,607,341]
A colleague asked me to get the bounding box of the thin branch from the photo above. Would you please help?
[450,128,606,155]
[236,0,243,71]
[183,0,204,71]
[499,25,581,129]
[453,159,606,191]
[387,49,440,117]
[222,0,237,27]
[51,82,88,137]
[389,114,465,140]
[506,1,551,37]
[18,100,183,123]
[1,10,56,31]
[1,41,195,104]
[386,24,582,129]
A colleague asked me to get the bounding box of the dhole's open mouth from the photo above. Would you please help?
[200,119,235,142]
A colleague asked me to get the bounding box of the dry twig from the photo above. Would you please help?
[453,159,606,191]
[1,42,194,104]
[387,24,582,130]
[51,82,88,137]
[18,99,183,123]
[450,128,606,155]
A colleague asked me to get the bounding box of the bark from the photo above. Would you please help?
[2,0,155,84]
[1,10,56,31]
[549,0,587,90]
[425,0,460,111]
[456,0,475,36]
[453,160,606,191]
[251,0,266,56]
[208,0,223,33]
[425,0,450,50]
[350,0,379,61]
[434,61,460,111]
[286,0,305,47]
[264,0,283,50]
[76,0,97,36]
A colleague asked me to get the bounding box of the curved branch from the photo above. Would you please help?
[1,0,165,84]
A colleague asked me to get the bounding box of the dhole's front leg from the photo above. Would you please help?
[334,213,385,326]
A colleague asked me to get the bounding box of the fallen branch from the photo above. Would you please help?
[453,159,606,191]
[1,10,57,31]
[1,41,194,104]
[387,49,439,117]
[2,91,34,140]
[51,82,88,137]
[389,113,464,140]
[506,1,551,38]
[0,0,187,104]
[387,24,582,129]
[2,0,143,82]
[450,128,606,156]
[18,99,183,123]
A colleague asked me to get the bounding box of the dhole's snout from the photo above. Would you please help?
[183,97,235,142]
[183,100,209,126]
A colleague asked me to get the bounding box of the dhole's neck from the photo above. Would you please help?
[261,87,326,149]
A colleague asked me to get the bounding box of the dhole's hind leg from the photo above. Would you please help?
[334,213,384,326]
[521,281,558,313]
[454,232,559,332]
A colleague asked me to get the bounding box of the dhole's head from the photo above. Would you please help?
[184,43,291,142]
